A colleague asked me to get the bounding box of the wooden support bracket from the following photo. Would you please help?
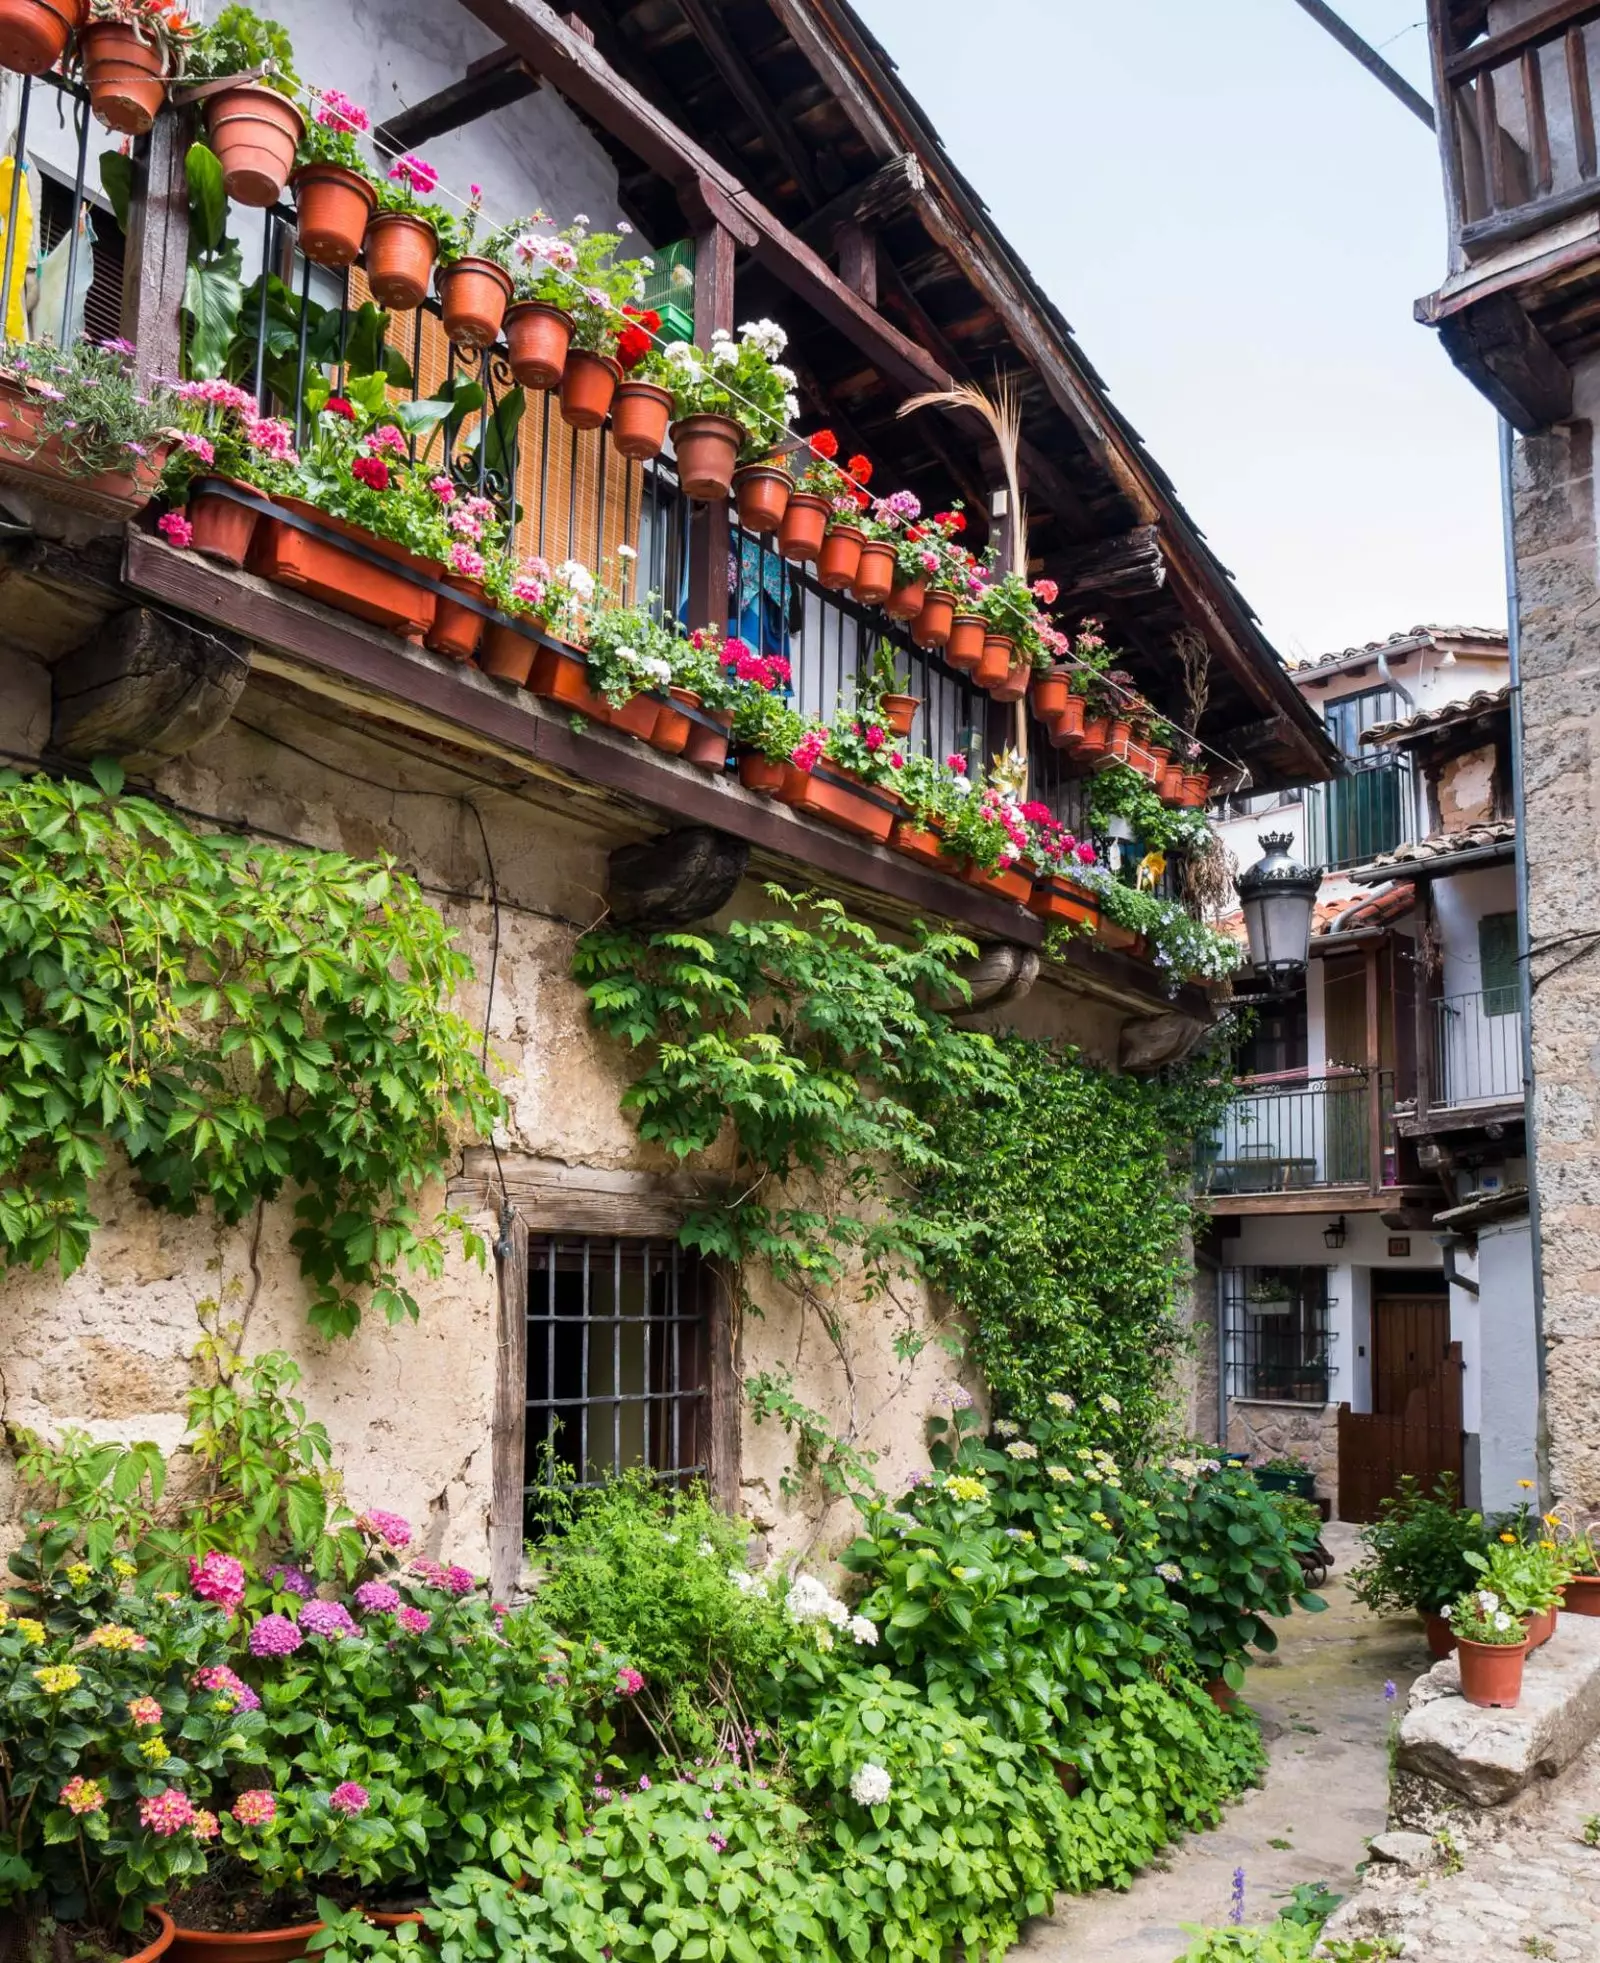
[1120,1012,1211,1074]
[943,941,1040,1018]
[1436,291,1573,434]
[50,605,250,770]
[608,826,750,927]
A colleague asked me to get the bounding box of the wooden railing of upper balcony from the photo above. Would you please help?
[1428,0,1600,257]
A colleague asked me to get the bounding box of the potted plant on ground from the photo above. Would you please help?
[1561,1531,1600,1615]
[1349,1475,1489,1658]
[0,335,176,517]
[1448,1587,1529,1708]
[185,6,304,209]
[78,0,194,135]
[288,88,378,269]
[1251,1452,1316,1501]
[434,190,514,351]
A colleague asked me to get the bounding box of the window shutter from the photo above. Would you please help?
[1478,912,1519,1017]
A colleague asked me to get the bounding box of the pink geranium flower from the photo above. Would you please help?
[158,512,194,549]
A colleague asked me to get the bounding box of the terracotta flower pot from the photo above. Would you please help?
[364,212,437,311]
[1456,1635,1528,1709]
[852,539,896,607]
[425,574,487,663]
[479,621,538,686]
[1424,1612,1457,1659]
[206,84,305,209]
[504,303,574,391]
[248,499,435,642]
[991,655,1031,704]
[943,610,984,670]
[81,22,166,134]
[169,1917,321,1963]
[972,634,1011,691]
[188,477,261,568]
[606,692,661,741]
[777,491,829,563]
[1049,694,1087,750]
[777,762,896,843]
[559,350,621,432]
[1203,1677,1239,1714]
[1564,1574,1600,1616]
[1030,668,1071,726]
[651,686,697,757]
[889,818,945,867]
[610,380,674,462]
[0,0,83,75]
[127,1910,176,1963]
[1098,917,1144,955]
[683,704,733,771]
[437,256,513,350]
[964,860,1032,904]
[879,692,919,740]
[291,163,377,269]
[738,752,785,795]
[1053,1761,1084,1799]
[1106,715,1133,761]
[816,524,864,592]
[1527,1605,1557,1649]
[528,640,610,720]
[1029,876,1097,927]
[911,589,956,650]
[672,414,742,503]
[1179,771,1211,807]
[1126,740,1155,780]
[732,462,793,535]
[1159,760,1188,801]
[0,379,167,515]
[1146,745,1171,786]
[1076,715,1113,765]
[884,575,926,623]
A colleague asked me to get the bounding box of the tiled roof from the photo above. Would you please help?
[1359,818,1516,873]
[1212,880,1416,945]
[1360,685,1511,748]
[1285,626,1508,678]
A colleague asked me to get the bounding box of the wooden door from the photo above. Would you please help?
[1339,1307,1463,1522]
[1373,1294,1451,1415]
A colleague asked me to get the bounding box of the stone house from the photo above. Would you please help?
[0,0,1336,1591]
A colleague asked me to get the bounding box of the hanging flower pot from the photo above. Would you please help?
[437,256,513,350]
[207,85,306,209]
[815,524,864,592]
[424,575,487,663]
[650,686,696,757]
[0,0,84,76]
[1106,714,1133,761]
[364,212,437,311]
[879,692,919,740]
[1048,694,1087,750]
[1031,667,1071,726]
[732,461,793,535]
[684,705,733,771]
[559,350,621,432]
[611,380,674,462]
[973,634,1011,691]
[187,477,262,568]
[910,588,955,650]
[1076,715,1113,765]
[1179,770,1211,808]
[80,22,166,134]
[169,1913,321,1963]
[672,414,743,502]
[884,575,925,623]
[504,302,574,390]
[1457,1636,1528,1709]
[291,163,377,268]
[480,621,539,687]
[738,752,785,795]
[943,609,984,670]
[777,491,829,563]
[528,639,611,719]
[991,655,1031,704]
[963,860,1032,905]
[1159,759,1188,802]
[1146,744,1172,786]
[851,539,896,607]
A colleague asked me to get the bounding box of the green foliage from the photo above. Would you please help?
[744,1369,882,1508]
[1173,1927,1318,1963]
[1087,763,1211,856]
[185,5,299,92]
[0,339,177,477]
[183,144,245,380]
[1465,1536,1568,1614]
[1348,1476,1488,1617]
[916,1034,1237,1442]
[0,767,502,1337]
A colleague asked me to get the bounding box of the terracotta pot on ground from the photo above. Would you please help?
[610,380,674,462]
[0,0,84,74]
[437,256,513,350]
[127,1910,177,1963]
[559,350,621,431]
[1565,1575,1600,1616]
[991,656,1031,704]
[249,498,436,642]
[884,575,925,623]
[80,22,166,134]
[206,85,305,208]
[910,588,956,650]
[479,621,539,687]
[291,163,377,268]
[777,490,829,562]
[1049,695,1087,750]
[738,752,785,795]
[364,213,437,311]
[187,477,262,568]
[777,762,896,843]
[169,1917,321,1963]
[733,462,793,535]
[504,302,574,390]
[972,634,1011,691]
[1179,770,1211,807]
[1424,1612,1457,1659]
[964,860,1032,905]
[889,818,945,867]
[672,413,742,502]
[943,610,984,670]
[1527,1604,1557,1649]
[1029,876,1097,928]
[852,539,896,607]
[1456,1636,1528,1709]
[815,524,864,592]
[683,704,733,771]
[651,686,696,757]
[425,575,487,663]
[1203,1677,1238,1714]
[879,692,919,740]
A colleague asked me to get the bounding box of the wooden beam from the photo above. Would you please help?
[797,152,926,247]
[488,1213,527,1601]
[607,826,750,925]
[761,0,899,156]
[675,0,823,204]
[51,606,249,769]
[121,107,189,392]
[687,219,736,634]
[375,49,540,153]
[1052,525,1167,606]
[835,220,877,306]
[1435,291,1573,433]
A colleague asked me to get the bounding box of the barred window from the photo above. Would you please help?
[1222,1266,1335,1404]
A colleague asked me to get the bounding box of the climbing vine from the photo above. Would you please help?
[0,764,502,1336]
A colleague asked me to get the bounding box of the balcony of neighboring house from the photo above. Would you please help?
[1432,984,1524,1109]
[1195,1067,1401,1214]
[1305,754,1415,872]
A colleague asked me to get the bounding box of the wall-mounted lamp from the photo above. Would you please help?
[1322,1215,1347,1251]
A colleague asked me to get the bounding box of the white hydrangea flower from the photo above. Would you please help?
[993,1419,1020,1438]
[727,1568,757,1593]
[824,1593,850,1630]
[849,1762,892,1807]
[1046,1465,1075,1485]
[1047,1391,1076,1414]
[1156,1563,1183,1583]
[696,1539,715,1558]
[847,1614,878,1646]
[1004,1441,1039,1461]
[785,1574,834,1623]
[1098,1393,1122,1415]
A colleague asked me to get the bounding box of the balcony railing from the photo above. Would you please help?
[1196,1070,1397,1196]
[1433,0,1600,256]
[1432,988,1522,1108]
[1305,756,1413,871]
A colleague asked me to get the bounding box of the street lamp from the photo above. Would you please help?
[1235,832,1320,992]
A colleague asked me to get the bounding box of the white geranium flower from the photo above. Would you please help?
[847,1614,878,1646]
[617,543,638,559]
[849,1763,892,1807]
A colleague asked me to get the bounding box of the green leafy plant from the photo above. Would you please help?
[1448,1587,1527,1645]
[184,5,299,93]
[1348,1477,1488,1618]
[0,765,502,1336]
[636,319,796,460]
[0,337,177,477]
[1466,1537,1568,1616]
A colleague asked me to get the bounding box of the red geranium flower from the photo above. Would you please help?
[325,397,357,421]
[846,453,872,486]
[616,305,661,373]
[351,455,390,491]
[808,428,839,460]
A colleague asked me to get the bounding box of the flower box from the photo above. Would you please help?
[777,763,897,843]
[1096,918,1148,957]
[529,640,610,718]
[424,574,487,663]
[1029,876,1098,927]
[889,819,946,867]
[963,861,1032,905]
[0,376,168,518]
[247,497,436,642]
[738,752,786,795]
[187,476,263,567]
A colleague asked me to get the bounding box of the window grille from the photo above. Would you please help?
[523,1237,710,1521]
[1221,1266,1335,1404]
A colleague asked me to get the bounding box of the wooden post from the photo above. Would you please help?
[686,219,736,634]
[488,1212,528,1600]
[835,221,877,306]
[1415,887,1435,1124]
[120,108,190,391]
[1364,938,1383,1191]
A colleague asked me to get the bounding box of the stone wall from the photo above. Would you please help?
[1511,369,1600,1509]
[1225,1398,1339,1509]
[0,657,1139,1572]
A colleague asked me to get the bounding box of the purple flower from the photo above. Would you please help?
[99,335,137,357]
[442,1565,476,1597]
[1229,1868,1246,1926]
[397,1606,432,1635]
[1384,1679,1398,1704]
[328,1781,369,1816]
[708,1832,727,1852]
[299,1599,360,1640]
[357,1510,413,1551]
[268,1564,312,1598]
[353,1580,401,1616]
[248,1614,303,1658]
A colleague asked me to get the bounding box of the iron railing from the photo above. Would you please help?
[1197,1069,1395,1194]
[1432,988,1522,1107]
[1221,1265,1335,1404]
[1305,755,1414,871]
[0,70,111,350]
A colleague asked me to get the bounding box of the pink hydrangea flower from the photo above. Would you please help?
[60,1775,105,1815]
[232,1789,277,1827]
[353,1580,401,1615]
[358,1510,413,1551]
[299,1599,360,1640]
[158,512,194,549]
[329,1781,370,1816]
[139,1788,195,1837]
[194,1664,260,1712]
[443,1565,476,1597]
[127,1696,163,1728]
[191,1809,220,1842]
[615,1667,645,1697]
[397,1606,432,1636]
[190,1552,246,1615]
[248,1614,303,1658]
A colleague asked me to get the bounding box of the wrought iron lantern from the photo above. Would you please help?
[1322,1215,1347,1251]
[1235,832,1320,991]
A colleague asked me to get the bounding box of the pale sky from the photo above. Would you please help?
[850,0,1508,665]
